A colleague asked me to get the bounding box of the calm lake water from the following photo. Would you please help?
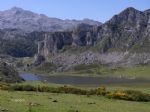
[19,73,150,85]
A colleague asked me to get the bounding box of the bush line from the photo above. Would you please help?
[0,83,150,102]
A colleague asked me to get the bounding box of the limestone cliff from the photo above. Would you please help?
[35,7,150,70]
[37,24,97,58]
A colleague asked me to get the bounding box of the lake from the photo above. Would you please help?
[19,73,150,85]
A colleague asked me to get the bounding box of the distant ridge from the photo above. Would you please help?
[0,7,102,32]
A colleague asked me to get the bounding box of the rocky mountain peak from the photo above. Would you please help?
[0,7,101,32]
[10,7,23,11]
[122,7,138,13]
[106,7,146,28]
[5,7,26,15]
[117,7,143,18]
[4,7,38,18]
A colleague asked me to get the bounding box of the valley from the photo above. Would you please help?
[0,6,150,112]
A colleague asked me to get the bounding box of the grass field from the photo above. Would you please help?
[0,81,150,112]
[71,64,150,78]
[0,90,150,112]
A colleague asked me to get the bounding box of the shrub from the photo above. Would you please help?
[58,86,87,95]
[38,85,51,92]
[0,83,9,90]
[96,86,107,95]
[9,84,36,91]
[3,83,150,102]
[124,90,150,102]
[106,90,150,102]
[88,86,107,96]
[106,91,128,100]
[8,84,88,95]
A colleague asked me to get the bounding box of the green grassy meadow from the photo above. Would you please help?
[0,90,150,112]
[0,82,150,112]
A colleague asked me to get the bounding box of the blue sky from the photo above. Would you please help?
[0,0,150,22]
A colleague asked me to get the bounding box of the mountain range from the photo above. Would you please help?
[0,7,150,71]
[0,7,101,32]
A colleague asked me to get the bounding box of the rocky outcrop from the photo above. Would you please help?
[37,7,150,55]
[71,24,97,46]
[95,7,150,52]
[35,7,150,69]
[0,61,23,83]
[38,32,72,57]
[37,24,98,58]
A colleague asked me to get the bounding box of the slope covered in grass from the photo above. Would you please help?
[64,64,150,78]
